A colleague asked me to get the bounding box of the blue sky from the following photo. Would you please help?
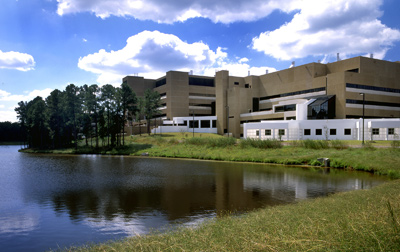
[1,0,400,122]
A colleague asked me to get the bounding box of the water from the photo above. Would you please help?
[0,145,387,251]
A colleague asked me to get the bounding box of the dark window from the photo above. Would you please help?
[372,128,379,135]
[159,92,166,97]
[234,82,239,85]
[344,128,351,135]
[388,128,395,135]
[330,129,336,135]
[178,121,187,126]
[304,129,311,135]
[308,95,336,120]
[201,120,210,128]
[256,130,259,136]
[346,99,400,108]
[260,87,326,101]
[316,129,322,135]
[212,120,216,128]
[189,93,216,97]
[275,104,296,112]
[346,83,400,94]
[189,120,199,128]
[347,68,359,73]
[252,98,259,112]
[279,129,285,136]
[265,129,271,135]
[156,78,166,87]
[245,84,250,88]
[189,77,214,87]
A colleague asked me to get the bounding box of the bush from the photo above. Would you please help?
[239,138,282,149]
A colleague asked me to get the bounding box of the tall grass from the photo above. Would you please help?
[239,138,282,149]
[291,139,348,150]
[185,137,236,147]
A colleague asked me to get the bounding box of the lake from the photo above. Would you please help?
[0,145,388,252]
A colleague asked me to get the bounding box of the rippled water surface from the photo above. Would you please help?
[0,145,388,252]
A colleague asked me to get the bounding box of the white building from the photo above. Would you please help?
[151,116,218,134]
[243,118,400,141]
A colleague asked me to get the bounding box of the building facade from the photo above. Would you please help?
[123,56,400,138]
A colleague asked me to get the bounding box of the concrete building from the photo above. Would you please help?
[123,56,400,138]
[123,71,215,120]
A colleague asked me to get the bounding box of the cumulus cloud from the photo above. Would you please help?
[78,31,275,84]
[0,50,35,71]
[56,0,298,23]
[0,88,53,102]
[252,0,400,60]
[0,88,54,122]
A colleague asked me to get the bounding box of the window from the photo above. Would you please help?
[278,129,285,136]
[201,120,210,128]
[330,129,336,135]
[316,129,322,135]
[372,128,379,135]
[234,82,239,85]
[189,120,198,128]
[344,128,351,135]
[245,84,250,88]
[265,129,271,136]
[304,129,311,135]
[256,130,259,136]
[388,128,395,135]
[212,120,216,128]
[189,77,214,87]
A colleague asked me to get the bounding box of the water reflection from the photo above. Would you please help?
[0,146,388,252]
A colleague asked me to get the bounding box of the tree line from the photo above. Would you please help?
[0,122,24,142]
[14,83,161,149]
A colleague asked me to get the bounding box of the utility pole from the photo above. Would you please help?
[360,93,365,145]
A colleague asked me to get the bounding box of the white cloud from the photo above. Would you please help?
[0,88,53,102]
[252,0,400,60]
[0,50,35,71]
[78,31,275,84]
[56,0,299,24]
[0,88,54,122]
[0,109,18,122]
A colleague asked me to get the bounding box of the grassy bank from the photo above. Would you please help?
[22,134,400,251]
[23,133,400,178]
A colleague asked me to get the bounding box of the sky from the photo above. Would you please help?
[1,0,400,122]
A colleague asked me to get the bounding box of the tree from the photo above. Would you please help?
[64,84,82,149]
[100,84,116,147]
[143,89,161,135]
[15,101,28,147]
[135,97,145,136]
[26,96,49,148]
[119,83,137,145]
[46,89,63,148]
